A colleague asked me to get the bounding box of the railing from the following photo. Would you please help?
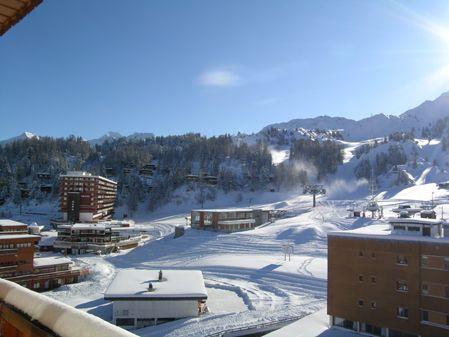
[205,316,301,337]
[0,248,18,255]
[0,278,136,337]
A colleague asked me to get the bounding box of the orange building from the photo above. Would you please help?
[328,218,449,337]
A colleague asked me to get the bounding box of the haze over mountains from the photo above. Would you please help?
[2,91,449,144]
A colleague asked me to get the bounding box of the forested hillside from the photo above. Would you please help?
[0,134,344,212]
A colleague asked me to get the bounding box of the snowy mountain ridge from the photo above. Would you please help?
[263,91,449,141]
[0,131,38,145]
[88,132,155,146]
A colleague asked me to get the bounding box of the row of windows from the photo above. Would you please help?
[358,252,449,270]
[357,301,408,319]
[0,243,33,249]
[422,310,449,326]
[357,276,409,292]
[422,255,449,270]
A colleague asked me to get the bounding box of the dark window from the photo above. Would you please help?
[397,307,408,318]
[422,283,429,295]
[371,252,376,258]
[359,251,364,257]
[116,318,134,326]
[371,275,377,283]
[421,310,429,321]
[397,255,408,265]
[358,275,364,282]
[423,227,431,237]
[358,299,364,306]
[396,281,408,292]
[445,286,449,299]
[447,315,449,326]
[445,258,449,270]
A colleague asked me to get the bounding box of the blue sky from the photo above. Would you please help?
[2,0,449,139]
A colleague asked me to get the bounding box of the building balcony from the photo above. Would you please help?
[0,249,18,255]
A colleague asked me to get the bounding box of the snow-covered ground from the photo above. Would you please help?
[4,135,449,336]
[27,183,437,336]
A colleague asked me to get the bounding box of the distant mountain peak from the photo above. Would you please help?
[262,91,449,141]
[0,131,38,145]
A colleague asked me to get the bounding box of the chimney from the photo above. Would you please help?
[148,282,153,291]
[158,270,163,281]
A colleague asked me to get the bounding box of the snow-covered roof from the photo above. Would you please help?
[329,224,449,243]
[60,171,117,185]
[72,223,107,230]
[104,269,208,300]
[61,220,134,231]
[218,219,256,225]
[387,217,444,225]
[192,208,254,213]
[0,234,40,240]
[34,256,73,267]
[38,235,57,246]
[0,278,136,337]
[0,219,27,227]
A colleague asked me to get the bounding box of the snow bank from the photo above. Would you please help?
[0,278,136,337]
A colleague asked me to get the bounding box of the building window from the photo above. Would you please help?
[396,281,408,292]
[421,255,428,267]
[358,299,364,306]
[446,286,449,299]
[371,252,376,259]
[397,307,408,319]
[394,225,406,231]
[396,255,408,266]
[445,258,449,270]
[371,275,377,283]
[359,251,363,257]
[422,283,429,295]
[421,310,429,322]
[370,301,377,309]
[358,275,364,282]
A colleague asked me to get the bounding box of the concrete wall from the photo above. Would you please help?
[112,299,199,325]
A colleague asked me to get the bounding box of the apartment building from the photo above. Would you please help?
[0,219,28,235]
[53,220,142,254]
[328,217,449,337]
[59,171,117,223]
[190,208,270,233]
[0,219,86,291]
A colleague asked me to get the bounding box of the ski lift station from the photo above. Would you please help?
[104,269,208,329]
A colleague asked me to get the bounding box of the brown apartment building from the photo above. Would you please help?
[0,219,86,291]
[60,171,117,223]
[191,208,270,233]
[328,218,449,337]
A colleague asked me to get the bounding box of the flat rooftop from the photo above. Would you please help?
[192,208,254,213]
[328,223,449,244]
[60,171,117,184]
[104,269,208,300]
[0,219,27,227]
[34,256,73,268]
[0,234,40,240]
